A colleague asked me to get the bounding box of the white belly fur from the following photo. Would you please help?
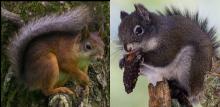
[139,46,194,94]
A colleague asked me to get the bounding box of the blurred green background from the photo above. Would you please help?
[110,0,220,107]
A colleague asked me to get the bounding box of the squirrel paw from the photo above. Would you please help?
[82,85,90,97]
[53,87,74,95]
[139,64,150,76]
[43,87,75,96]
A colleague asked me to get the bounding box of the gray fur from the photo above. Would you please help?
[119,4,215,105]
[159,6,220,58]
[126,37,159,52]
[7,6,91,78]
[140,46,194,94]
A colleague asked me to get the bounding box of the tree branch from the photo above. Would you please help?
[1,7,24,26]
[148,80,172,107]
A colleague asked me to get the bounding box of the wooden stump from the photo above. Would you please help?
[49,94,72,107]
[148,80,171,107]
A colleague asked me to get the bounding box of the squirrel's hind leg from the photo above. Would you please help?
[26,52,74,96]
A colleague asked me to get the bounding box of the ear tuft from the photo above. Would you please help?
[120,11,129,20]
[81,25,90,40]
[98,24,104,38]
[134,4,150,23]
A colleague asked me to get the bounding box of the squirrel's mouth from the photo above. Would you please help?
[124,48,142,56]
[94,53,104,61]
[96,55,103,60]
[124,42,141,54]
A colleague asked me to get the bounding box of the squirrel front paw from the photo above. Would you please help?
[138,63,163,86]
[83,85,90,97]
[79,75,90,96]
[138,64,152,76]
[43,87,75,96]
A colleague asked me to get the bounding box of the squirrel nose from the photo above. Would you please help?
[99,56,103,59]
[124,44,129,52]
[96,54,104,60]
[96,55,103,62]
[124,43,133,52]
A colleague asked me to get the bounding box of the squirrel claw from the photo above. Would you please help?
[138,68,145,76]
[83,86,90,97]
[57,87,74,95]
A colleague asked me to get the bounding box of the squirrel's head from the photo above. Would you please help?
[118,4,161,53]
[79,25,105,61]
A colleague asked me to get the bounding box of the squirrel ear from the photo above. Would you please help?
[134,4,150,23]
[81,25,90,40]
[98,24,104,38]
[120,11,129,20]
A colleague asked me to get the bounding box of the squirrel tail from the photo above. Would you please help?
[160,6,220,59]
[7,6,91,79]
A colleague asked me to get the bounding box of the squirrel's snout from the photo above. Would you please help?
[96,53,104,60]
[97,55,103,60]
[96,56,103,62]
[124,43,138,52]
[124,44,132,52]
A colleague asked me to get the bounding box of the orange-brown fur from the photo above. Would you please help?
[23,29,104,96]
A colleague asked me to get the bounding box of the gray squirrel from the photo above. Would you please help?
[118,4,219,106]
[7,6,105,96]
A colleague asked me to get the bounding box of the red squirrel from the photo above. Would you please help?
[118,4,219,106]
[7,6,105,96]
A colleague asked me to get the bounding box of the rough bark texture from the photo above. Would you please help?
[201,58,220,107]
[148,80,171,107]
[1,2,109,107]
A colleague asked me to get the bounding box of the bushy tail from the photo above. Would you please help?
[159,6,220,59]
[7,6,91,78]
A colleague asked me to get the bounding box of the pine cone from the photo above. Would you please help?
[119,50,143,94]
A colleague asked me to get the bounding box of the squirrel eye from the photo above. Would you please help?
[133,25,144,36]
[85,43,92,50]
